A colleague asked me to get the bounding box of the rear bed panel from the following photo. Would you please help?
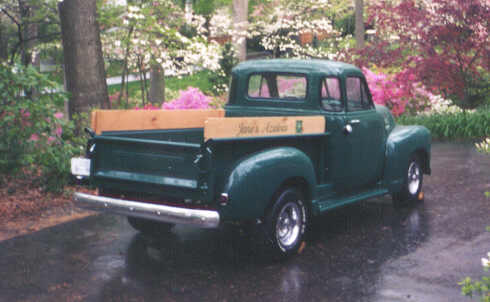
[92,135,207,201]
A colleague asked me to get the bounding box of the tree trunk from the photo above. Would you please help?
[149,64,165,104]
[232,0,248,61]
[18,0,31,66]
[117,26,134,106]
[354,0,365,49]
[0,22,8,61]
[137,56,146,105]
[58,0,110,121]
[125,72,129,108]
[142,66,148,104]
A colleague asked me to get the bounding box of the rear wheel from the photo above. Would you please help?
[262,187,308,258]
[393,154,424,207]
[127,217,174,235]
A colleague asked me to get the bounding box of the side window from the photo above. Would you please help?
[248,73,307,100]
[321,77,343,112]
[346,77,363,111]
[361,81,373,109]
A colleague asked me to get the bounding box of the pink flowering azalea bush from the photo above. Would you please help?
[0,63,83,192]
[363,68,432,116]
[162,87,211,110]
[133,87,212,111]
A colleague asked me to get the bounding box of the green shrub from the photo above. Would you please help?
[208,42,238,96]
[459,250,490,302]
[397,110,490,140]
[460,276,490,302]
[0,63,84,192]
[36,113,88,192]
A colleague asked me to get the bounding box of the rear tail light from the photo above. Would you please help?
[219,193,229,206]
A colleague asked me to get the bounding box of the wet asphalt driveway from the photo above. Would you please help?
[0,142,489,302]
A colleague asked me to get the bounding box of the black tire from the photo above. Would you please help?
[261,187,308,258]
[127,216,174,235]
[392,154,424,208]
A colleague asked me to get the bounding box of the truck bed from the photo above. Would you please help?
[91,128,327,208]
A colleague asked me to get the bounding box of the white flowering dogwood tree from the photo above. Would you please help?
[247,0,351,59]
[101,0,221,105]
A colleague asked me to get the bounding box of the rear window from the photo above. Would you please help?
[248,73,307,100]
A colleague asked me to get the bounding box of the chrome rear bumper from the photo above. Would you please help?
[73,192,220,228]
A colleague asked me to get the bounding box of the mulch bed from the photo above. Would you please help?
[0,176,96,241]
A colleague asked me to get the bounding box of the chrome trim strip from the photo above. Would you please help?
[73,192,220,228]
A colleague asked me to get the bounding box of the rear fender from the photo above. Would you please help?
[219,147,316,221]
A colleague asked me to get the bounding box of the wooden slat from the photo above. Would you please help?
[204,116,325,141]
[91,109,225,134]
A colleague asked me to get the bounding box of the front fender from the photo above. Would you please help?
[219,147,316,221]
[384,125,431,193]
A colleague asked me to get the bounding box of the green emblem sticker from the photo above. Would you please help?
[296,120,303,133]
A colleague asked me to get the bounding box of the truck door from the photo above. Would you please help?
[320,76,354,189]
[344,76,385,188]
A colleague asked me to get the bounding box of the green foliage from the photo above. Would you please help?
[396,110,490,140]
[105,60,125,78]
[218,43,237,79]
[334,12,355,36]
[0,63,84,192]
[208,42,238,95]
[0,63,62,172]
[192,0,216,16]
[448,72,490,111]
[459,248,490,302]
[1,0,61,65]
[247,35,266,53]
[460,276,490,302]
[179,0,233,17]
[38,113,88,192]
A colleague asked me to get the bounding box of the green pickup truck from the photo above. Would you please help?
[72,59,431,257]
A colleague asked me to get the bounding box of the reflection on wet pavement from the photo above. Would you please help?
[0,142,488,302]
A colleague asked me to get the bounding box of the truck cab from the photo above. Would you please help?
[226,60,388,193]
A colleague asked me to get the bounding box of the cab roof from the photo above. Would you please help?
[232,59,362,77]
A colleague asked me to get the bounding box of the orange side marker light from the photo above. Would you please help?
[298,241,306,254]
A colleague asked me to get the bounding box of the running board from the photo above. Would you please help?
[314,188,389,213]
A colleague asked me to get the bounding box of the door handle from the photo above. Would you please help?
[350,119,360,124]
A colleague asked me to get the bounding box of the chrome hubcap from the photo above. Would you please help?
[276,202,301,248]
[408,161,421,195]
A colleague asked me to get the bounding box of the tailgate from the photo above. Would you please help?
[92,135,206,200]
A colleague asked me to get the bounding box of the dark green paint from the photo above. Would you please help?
[88,59,431,223]
[219,146,317,220]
